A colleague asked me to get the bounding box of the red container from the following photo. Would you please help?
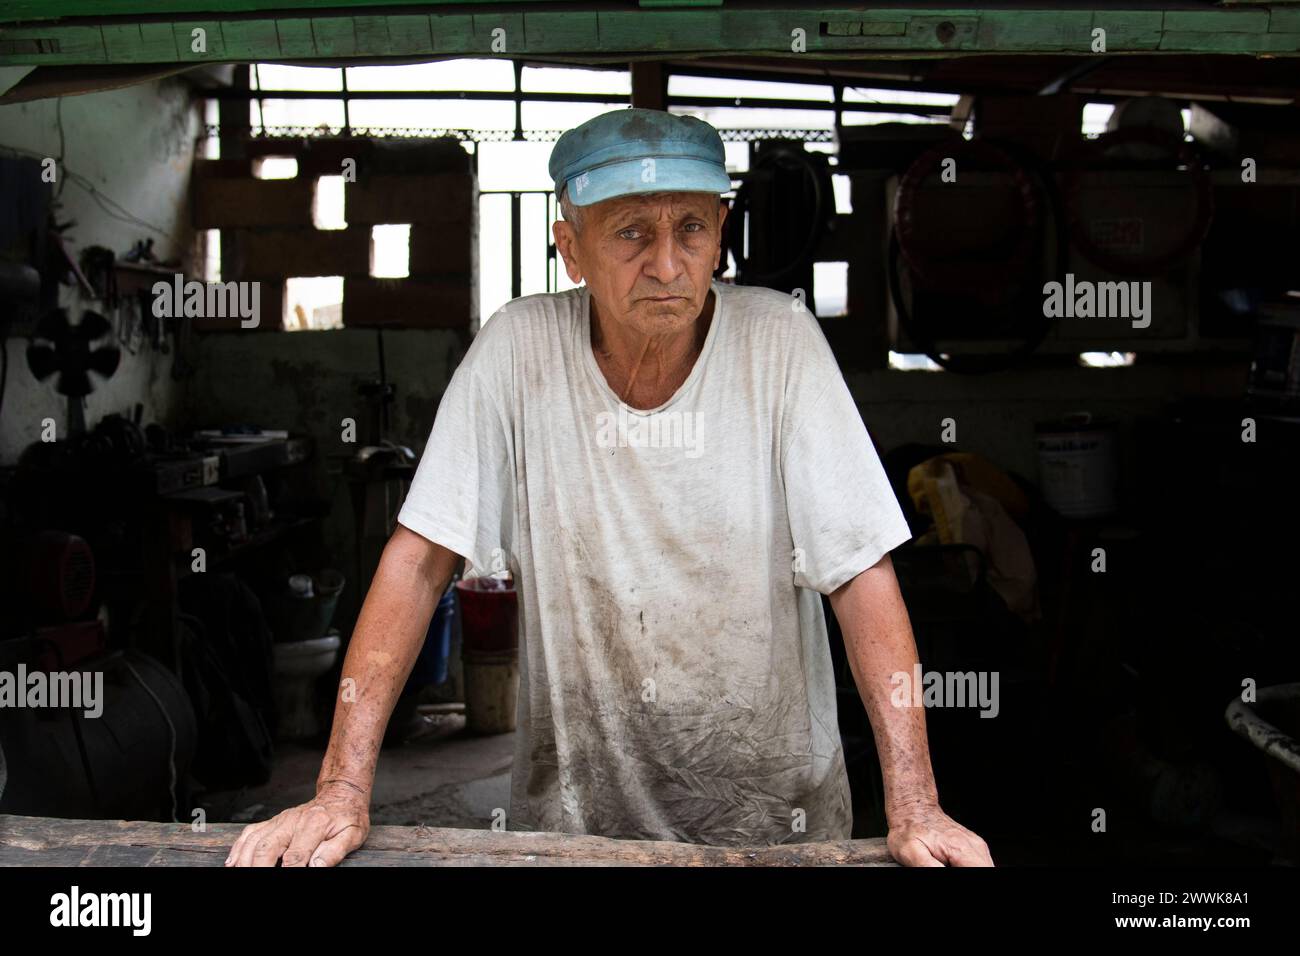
[455,576,518,655]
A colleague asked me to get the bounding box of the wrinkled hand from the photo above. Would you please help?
[225,783,370,868]
[887,804,994,867]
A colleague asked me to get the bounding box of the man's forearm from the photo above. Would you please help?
[829,554,939,821]
[316,528,458,799]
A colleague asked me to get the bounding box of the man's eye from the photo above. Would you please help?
[618,229,641,240]
[682,222,704,233]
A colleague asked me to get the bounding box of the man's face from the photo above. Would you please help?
[553,191,729,338]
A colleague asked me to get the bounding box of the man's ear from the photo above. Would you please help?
[552,220,583,284]
[714,200,730,271]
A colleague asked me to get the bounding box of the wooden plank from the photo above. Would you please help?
[101,23,179,62]
[380,15,432,58]
[0,0,548,24]
[1088,11,1165,49]
[473,13,525,55]
[3,8,1299,65]
[218,18,291,59]
[1,845,99,866]
[1162,10,1270,34]
[1159,31,1300,52]
[0,814,897,866]
[352,15,393,58]
[0,63,190,103]
[171,21,230,61]
[269,18,317,59]
[430,15,477,56]
[524,12,601,49]
[79,843,174,866]
[309,17,358,58]
[5,0,1287,30]
[1269,10,1300,33]
[976,12,1092,52]
[868,16,980,52]
[0,25,106,64]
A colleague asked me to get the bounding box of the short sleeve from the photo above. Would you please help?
[396,316,515,577]
[781,317,912,594]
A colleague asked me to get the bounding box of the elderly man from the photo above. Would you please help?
[227,108,992,867]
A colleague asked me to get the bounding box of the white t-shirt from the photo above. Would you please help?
[396,279,912,846]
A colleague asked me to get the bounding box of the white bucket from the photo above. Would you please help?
[1035,412,1119,518]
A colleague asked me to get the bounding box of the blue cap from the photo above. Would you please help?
[548,108,732,207]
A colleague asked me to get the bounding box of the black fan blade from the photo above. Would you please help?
[87,345,121,379]
[26,343,59,381]
[78,309,112,340]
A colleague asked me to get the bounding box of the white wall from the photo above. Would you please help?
[0,78,201,463]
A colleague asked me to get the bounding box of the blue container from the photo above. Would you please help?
[407,587,456,689]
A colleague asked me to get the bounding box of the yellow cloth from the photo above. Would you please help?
[907,453,1040,623]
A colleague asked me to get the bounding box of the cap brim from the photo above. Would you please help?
[566,156,733,206]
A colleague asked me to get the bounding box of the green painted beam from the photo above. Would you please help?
[2,7,1299,66]
[0,1,550,23]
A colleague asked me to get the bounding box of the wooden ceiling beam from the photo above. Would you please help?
[3,7,1300,68]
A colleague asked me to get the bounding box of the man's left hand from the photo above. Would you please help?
[887,804,994,867]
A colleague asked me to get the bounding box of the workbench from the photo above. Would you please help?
[0,814,895,866]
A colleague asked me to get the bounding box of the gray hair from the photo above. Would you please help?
[557,183,583,232]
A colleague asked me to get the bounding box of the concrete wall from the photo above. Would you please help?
[848,359,1249,504]
[183,326,468,626]
[0,78,200,464]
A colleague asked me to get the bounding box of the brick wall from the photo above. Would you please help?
[191,137,478,331]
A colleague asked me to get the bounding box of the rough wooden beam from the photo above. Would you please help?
[2,8,1300,67]
[0,63,187,103]
[631,60,666,109]
[0,814,897,866]
[2,0,1284,27]
[0,1,554,23]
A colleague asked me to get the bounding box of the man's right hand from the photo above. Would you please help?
[225,783,370,867]
[224,529,459,869]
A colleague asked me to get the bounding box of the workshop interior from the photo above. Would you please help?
[1,1,1298,869]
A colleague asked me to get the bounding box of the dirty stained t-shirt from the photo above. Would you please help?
[396,279,913,846]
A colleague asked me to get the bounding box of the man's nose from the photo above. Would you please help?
[642,229,683,283]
